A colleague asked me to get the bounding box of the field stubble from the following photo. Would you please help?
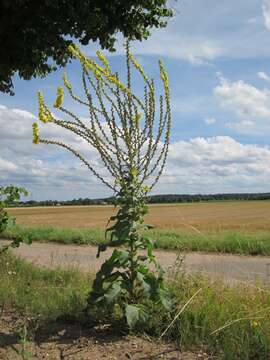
[4,201,270,256]
[8,201,270,233]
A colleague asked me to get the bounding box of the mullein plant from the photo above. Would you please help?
[32,42,173,329]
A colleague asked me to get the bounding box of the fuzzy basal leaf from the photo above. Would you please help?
[125,304,148,329]
[104,282,123,305]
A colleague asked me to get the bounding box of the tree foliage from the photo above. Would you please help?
[0,0,174,95]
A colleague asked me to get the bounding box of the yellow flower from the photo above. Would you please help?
[38,91,46,122]
[38,91,53,123]
[129,54,148,82]
[96,50,110,71]
[54,86,64,108]
[69,44,132,93]
[143,185,150,193]
[63,73,72,90]
[68,43,81,59]
[32,123,39,144]
[251,320,259,328]
[130,167,138,177]
[159,60,170,98]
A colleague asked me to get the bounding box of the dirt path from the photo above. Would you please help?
[6,241,270,286]
[0,312,208,360]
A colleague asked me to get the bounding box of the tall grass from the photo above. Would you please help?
[2,224,105,245]
[1,253,270,359]
[2,224,270,255]
[151,229,270,255]
[0,253,90,320]
[165,272,270,359]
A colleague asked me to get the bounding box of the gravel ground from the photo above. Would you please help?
[4,241,270,286]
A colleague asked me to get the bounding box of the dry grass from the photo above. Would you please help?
[1,253,270,359]
[8,200,270,233]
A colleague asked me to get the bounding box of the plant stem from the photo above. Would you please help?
[129,231,138,303]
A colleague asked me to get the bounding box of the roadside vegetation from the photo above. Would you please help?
[0,253,90,321]
[0,186,29,254]
[3,224,270,256]
[1,253,270,359]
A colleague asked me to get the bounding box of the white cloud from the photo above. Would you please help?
[214,75,270,119]
[258,71,270,81]
[214,75,270,134]
[133,35,222,64]
[84,1,225,65]
[204,117,216,125]
[87,31,222,65]
[0,158,17,172]
[226,120,255,132]
[83,0,270,64]
[247,17,259,25]
[157,136,270,193]
[262,0,270,30]
[2,104,270,198]
[0,105,113,199]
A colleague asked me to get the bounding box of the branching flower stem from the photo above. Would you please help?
[32,42,173,329]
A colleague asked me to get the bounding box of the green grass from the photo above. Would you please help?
[151,229,270,255]
[165,271,270,359]
[2,224,105,246]
[0,252,91,320]
[2,224,270,255]
[1,253,270,359]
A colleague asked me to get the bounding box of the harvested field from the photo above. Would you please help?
[8,200,270,232]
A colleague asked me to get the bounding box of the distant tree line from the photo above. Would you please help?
[147,193,270,203]
[10,193,270,207]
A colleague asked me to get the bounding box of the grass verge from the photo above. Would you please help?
[0,253,270,359]
[166,271,270,359]
[0,252,90,321]
[2,224,270,255]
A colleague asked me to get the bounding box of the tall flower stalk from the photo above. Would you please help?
[33,42,173,328]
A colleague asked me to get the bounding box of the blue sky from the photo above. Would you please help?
[1,0,270,200]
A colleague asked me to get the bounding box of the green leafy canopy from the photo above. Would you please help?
[0,0,174,95]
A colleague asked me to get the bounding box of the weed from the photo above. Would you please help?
[11,317,37,360]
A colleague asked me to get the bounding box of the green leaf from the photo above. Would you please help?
[117,250,129,266]
[159,288,174,311]
[137,271,151,295]
[125,304,148,329]
[137,265,149,275]
[104,282,123,305]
